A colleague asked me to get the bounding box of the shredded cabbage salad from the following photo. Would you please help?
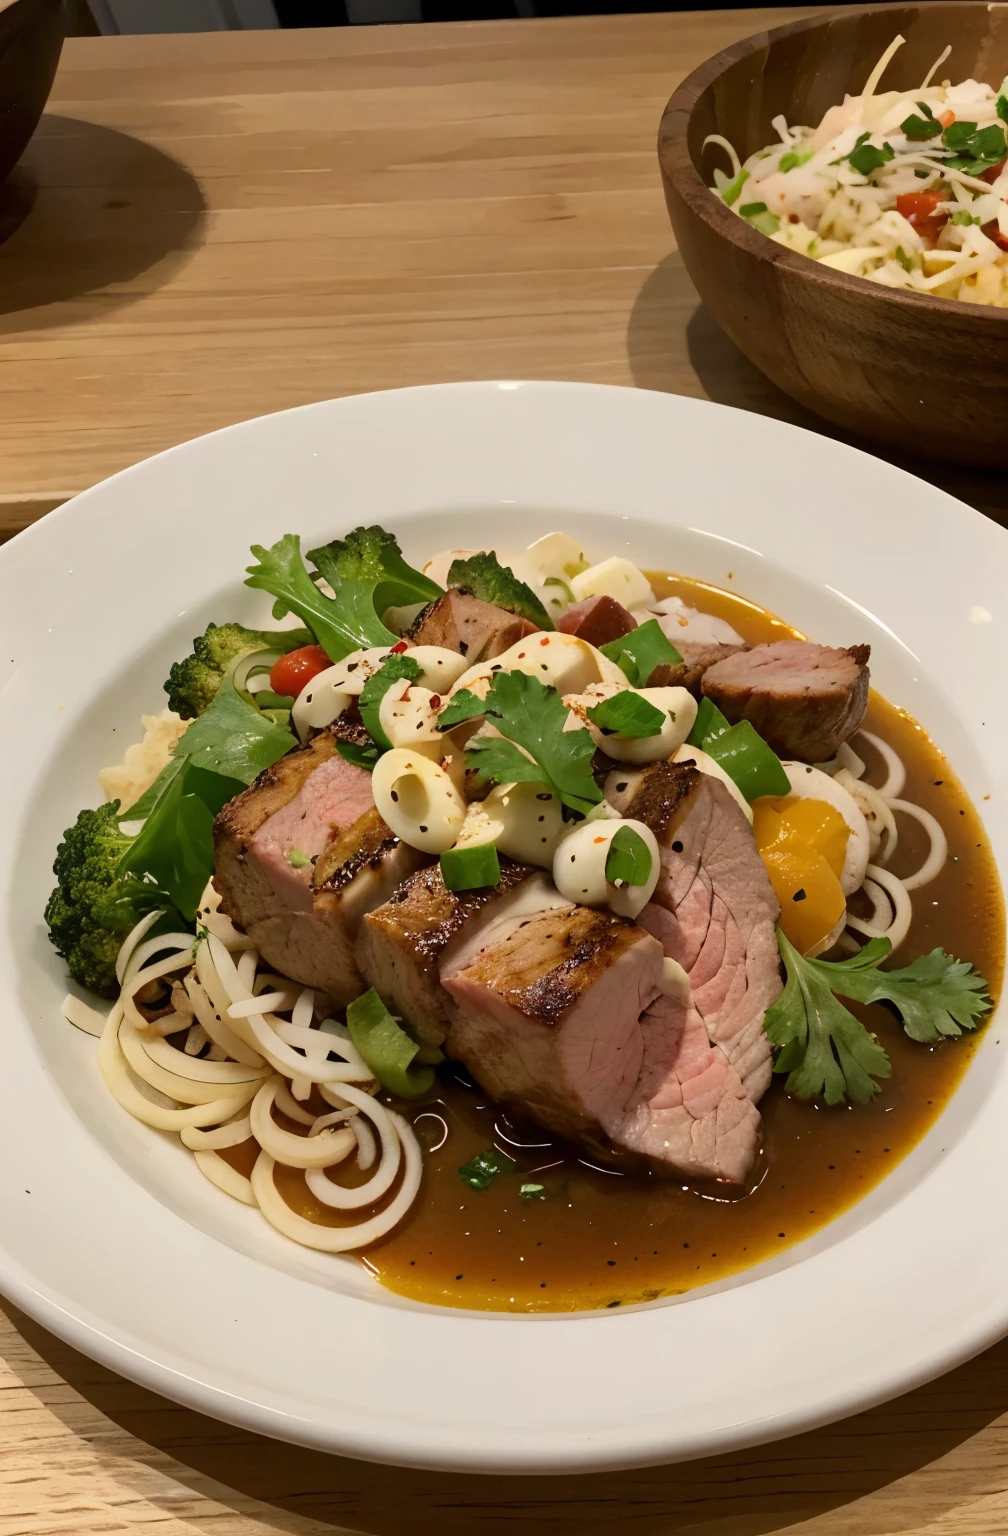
[708,36,1008,306]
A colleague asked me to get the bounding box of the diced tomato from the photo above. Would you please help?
[981,159,1007,185]
[982,218,1008,251]
[895,192,951,247]
[269,645,332,698]
[938,109,955,129]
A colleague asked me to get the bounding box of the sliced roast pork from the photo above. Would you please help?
[648,640,749,695]
[701,639,870,762]
[213,729,428,1004]
[607,761,781,1103]
[557,595,637,647]
[443,905,760,1183]
[408,589,538,661]
[356,860,573,1047]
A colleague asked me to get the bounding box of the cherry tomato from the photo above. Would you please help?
[982,219,1008,251]
[895,192,951,247]
[269,645,332,699]
[981,159,1007,185]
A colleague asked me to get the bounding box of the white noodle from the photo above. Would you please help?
[847,876,891,938]
[62,993,107,1038]
[920,44,951,90]
[702,133,741,177]
[227,990,299,1018]
[184,1023,209,1056]
[859,731,906,798]
[836,741,865,780]
[184,971,264,1068]
[194,1150,257,1207]
[837,770,898,862]
[251,1108,422,1252]
[181,1114,254,1151]
[236,947,258,991]
[273,1079,318,1126]
[351,1116,377,1171]
[305,1102,400,1210]
[866,863,914,953]
[886,798,949,890]
[250,1077,357,1169]
[115,909,164,984]
[861,33,904,102]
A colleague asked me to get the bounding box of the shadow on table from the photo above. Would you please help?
[0,114,206,334]
[625,252,1007,527]
[6,1300,1008,1536]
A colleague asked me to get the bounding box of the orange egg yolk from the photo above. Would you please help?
[752,795,850,955]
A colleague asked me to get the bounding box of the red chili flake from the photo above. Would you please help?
[430,695,441,708]
[391,641,409,654]
[540,637,550,646]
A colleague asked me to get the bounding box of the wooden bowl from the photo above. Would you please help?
[0,0,63,185]
[658,4,1008,468]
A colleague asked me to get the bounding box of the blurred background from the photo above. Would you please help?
[67,0,838,32]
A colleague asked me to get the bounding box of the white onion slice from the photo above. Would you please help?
[194,1150,258,1207]
[115,909,164,984]
[886,798,948,891]
[250,1078,356,1169]
[859,730,906,799]
[305,1101,401,1209]
[62,993,107,1038]
[181,1114,253,1151]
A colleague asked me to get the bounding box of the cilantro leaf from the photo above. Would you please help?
[437,688,487,731]
[465,670,601,813]
[942,119,979,151]
[605,825,652,886]
[901,105,940,140]
[358,653,422,749]
[459,1147,515,1191]
[814,936,992,1043]
[586,691,666,738]
[599,619,682,688]
[764,930,891,1105]
[848,138,895,176]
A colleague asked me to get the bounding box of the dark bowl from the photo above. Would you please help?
[658,3,1008,469]
[0,0,63,185]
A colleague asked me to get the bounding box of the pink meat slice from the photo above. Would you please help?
[249,756,375,911]
[443,904,761,1183]
[608,761,781,1104]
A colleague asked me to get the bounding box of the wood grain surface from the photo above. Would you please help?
[2,13,1008,1535]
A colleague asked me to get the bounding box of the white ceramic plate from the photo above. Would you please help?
[1,382,1006,1474]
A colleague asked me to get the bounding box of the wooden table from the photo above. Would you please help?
[2,12,1007,1535]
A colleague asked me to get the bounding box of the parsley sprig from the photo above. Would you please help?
[765,931,991,1107]
[462,671,602,814]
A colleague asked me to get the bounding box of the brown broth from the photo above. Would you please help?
[239,576,1005,1312]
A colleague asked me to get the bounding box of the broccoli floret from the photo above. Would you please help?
[246,526,442,662]
[446,551,553,631]
[44,803,176,999]
[165,622,313,719]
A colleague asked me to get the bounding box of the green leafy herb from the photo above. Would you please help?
[687,695,731,749]
[599,619,682,688]
[458,1147,515,1191]
[358,653,422,749]
[605,824,653,887]
[346,987,435,1098]
[118,764,219,923]
[941,120,1007,175]
[894,244,914,272]
[166,667,296,787]
[900,104,940,141]
[288,849,312,869]
[720,167,750,205]
[586,691,666,738]
[739,200,781,236]
[436,687,486,731]
[334,739,381,770]
[950,209,981,226]
[914,168,931,179]
[465,670,602,814]
[765,931,991,1105]
[998,94,1008,128]
[765,930,892,1105]
[847,135,895,176]
[440,841,502,891]
[446,550,553,630]
[779,149,813,173]
[520,1182,546,1200]
[246,527,441,663]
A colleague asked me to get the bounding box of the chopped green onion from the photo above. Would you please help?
[779,149,813,173]
[346,987,434,1098]
[600,619,682,688]
[739,202,781,236]
[543,575,575,603]
[459,1147,514,1191]
[914,168,931,179]
[703,719,790,801]
[440,841,501,892]
[720,167,750,205]
[254,689,295,711]
[287,848,312,868]
[687,695,731,749]
[605,824,653,887]
[950,210,980,226]
[586,691,666,738]
[894,245,913,272]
